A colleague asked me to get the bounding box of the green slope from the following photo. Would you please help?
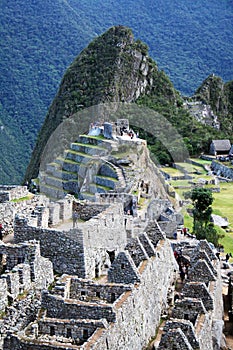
[0,0,233,183]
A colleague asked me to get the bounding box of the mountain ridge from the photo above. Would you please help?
[24,26,232,183]
[1,0,233,184]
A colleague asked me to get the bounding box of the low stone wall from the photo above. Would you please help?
[69,277,131,303]
[41,291,116,323]
[37,318,107,344]
[74,201,108,221]
[3,336,75,350]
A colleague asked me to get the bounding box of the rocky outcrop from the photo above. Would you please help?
[183,101,220,129]
[194,74,233,134]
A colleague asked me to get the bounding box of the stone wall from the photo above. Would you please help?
[0,240,53,313]
[0,277,8,312]
[0,194,50,235]
[211,160,233,180]
[82,204,127,279]
[14,216,85,277]
[74,201,108,221]
[41,291,116,323]
[87,239,177,350]
[37,319,107,344]
[14,203,128,279]
[158,239,223,350]
[3,335,77,350]
[0,186,29,203]
[69,277,132,303]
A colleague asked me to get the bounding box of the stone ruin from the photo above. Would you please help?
[2,209,178,349]
[0,131,227,349]
[0,185,29,204]
[157,239,224,350]
[0,191,225,349]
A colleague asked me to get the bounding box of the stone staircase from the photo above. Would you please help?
[39,135,126,201]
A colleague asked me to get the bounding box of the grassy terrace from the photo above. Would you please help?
[79,134,105,140]
[71,142,105,150]
[10,194,34,202]
[161,167,184,177]
[96,175,118,182]
[213,183,233,228]
[190,158,212,165]
[64,149,93,158]
[165,158,233,254]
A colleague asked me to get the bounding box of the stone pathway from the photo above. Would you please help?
[52,217,90,231]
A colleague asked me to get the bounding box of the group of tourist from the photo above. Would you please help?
[119,126,139,139]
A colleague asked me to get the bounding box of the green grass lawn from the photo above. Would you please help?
[170,163,233,253]
[170,179,191,187]
[182,210,193,230]
[175,162,196,173]
[190,158,212,166]
[213,183,233,228]
[161,167,184,176]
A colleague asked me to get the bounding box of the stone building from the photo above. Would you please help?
[209,139,231,156]
[158,240,224,350]
[0,132,226,349]
[0,240,53,314]
[3,218,178,349]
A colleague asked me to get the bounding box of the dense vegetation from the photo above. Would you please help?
[1,0,233,183]
[190,188,219,246]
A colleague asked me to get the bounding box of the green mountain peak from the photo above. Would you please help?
[24,26,179,182]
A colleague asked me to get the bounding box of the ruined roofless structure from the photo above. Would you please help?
[0,124,225,349]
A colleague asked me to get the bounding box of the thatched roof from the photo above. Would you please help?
[211,139,231,152]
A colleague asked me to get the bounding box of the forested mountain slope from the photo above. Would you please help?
[0,0,233,183]
[24,26,229,182]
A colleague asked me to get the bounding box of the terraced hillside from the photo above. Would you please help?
[39,135,126,201]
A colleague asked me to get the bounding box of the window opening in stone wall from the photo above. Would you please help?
[67,328,72,338]
[107,250,115,264]
[106,338,109,349]
[17,256,24,264]
[95,265,100,278]
[83,329,88,339]
[111,292,116,303]
[7,295,13,306]
[81,290,86,296]
[50,326,55,336]
[184,314,189,320]
[121,263,125,269]
[96,291,101,298]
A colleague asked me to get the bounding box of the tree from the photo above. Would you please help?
[190,187,218,245]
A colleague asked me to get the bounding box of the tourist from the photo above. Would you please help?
[0,223,3,240]
[226,253,230,262]
[180,268,185,283]
[72,211,78,228]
